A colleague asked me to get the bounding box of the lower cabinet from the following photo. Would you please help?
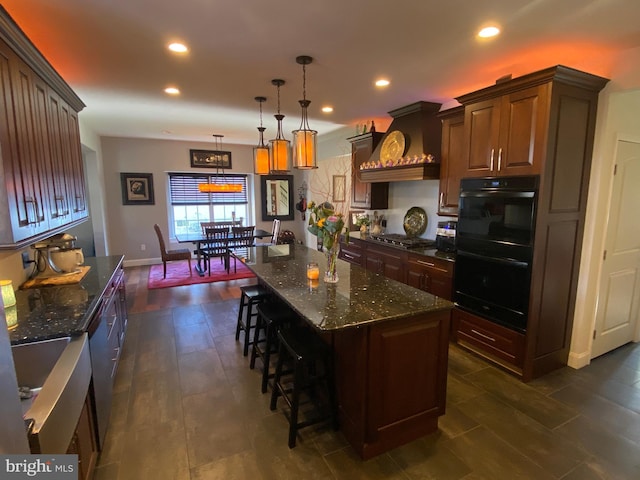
[406,253,454,301]
[87,267,127,450]
[452,307,525,373]
[67,395,98,480]
[339,239,364,267]
[364,244,407,283]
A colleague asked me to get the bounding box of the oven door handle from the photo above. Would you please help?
[457,250,529,268]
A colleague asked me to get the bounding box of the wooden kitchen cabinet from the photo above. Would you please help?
[67,395,98,480]
[407,253,454,301]
[348,132,389,210]
[437,106,465,216]
[364,243,407,283]
[460,84,548,178]
[0,10,86,249]
[339,237,364,267]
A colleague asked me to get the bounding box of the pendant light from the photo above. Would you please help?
[253,96,270,175]
[198,134,242,193]
[292,55,317,169]
[268,79,291,173]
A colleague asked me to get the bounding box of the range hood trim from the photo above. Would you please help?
[359,163,440,183]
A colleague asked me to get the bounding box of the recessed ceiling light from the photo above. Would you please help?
[164,87,180,95]
[478,26,500,38]
[322,106,334,113]
[375,79,390,88]
[168,42,188,53]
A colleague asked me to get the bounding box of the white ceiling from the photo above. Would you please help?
[3,0,639,146]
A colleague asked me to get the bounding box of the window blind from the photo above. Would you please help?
[169,173,248,205]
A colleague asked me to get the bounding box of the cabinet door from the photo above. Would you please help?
[350,133,388,209]
[67,395,97,480]
[463,98,501,177]
[407,254,454,301]
[339,239,364,267]
[497,84,548,176]
[438,109,465,215]
[66,108,88,220]
[365,245,407,283]
[7,51,49,238]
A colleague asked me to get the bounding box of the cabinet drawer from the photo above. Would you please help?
[453,308,525,369]
[408,254,453,277]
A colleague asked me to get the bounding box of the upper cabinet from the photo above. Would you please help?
[459,83,549,178]
[0,7,86,249]
[349,132,389,210]
[437,106,465,216]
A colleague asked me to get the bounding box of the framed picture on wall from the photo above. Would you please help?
[120,172,155,205]
[190,149,232,169]
[332,175,346,203]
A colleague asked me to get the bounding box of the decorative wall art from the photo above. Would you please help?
[120,173,155,205]
[190,149,232,169]
[332,175,346,203]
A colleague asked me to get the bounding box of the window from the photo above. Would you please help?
[168,173,250,235]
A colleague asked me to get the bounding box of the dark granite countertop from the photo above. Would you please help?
[242,244,453,331]
[347,231,456,262]
[9,255,124,345]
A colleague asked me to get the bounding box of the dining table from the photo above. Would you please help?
[234,243,454,459]
[175,228,272,276]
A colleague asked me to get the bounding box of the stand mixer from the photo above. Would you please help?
[32,233,84,277]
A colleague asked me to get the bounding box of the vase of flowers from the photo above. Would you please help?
[307,201,348,283]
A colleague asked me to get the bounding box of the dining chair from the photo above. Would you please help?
[200,221,217,235]
[201,226,230,275]
[230,226,255,272]
[153,224,192,278]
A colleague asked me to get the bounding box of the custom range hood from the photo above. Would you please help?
[360,101,442,183]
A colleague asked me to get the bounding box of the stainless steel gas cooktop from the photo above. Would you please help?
[368,233,435,249]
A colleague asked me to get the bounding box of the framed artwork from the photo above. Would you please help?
[120,173,155,205]
[260,175,294,221]
[190,149,232,169]
[332,175,346,203]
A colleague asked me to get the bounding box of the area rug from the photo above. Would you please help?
[147,259,255,289]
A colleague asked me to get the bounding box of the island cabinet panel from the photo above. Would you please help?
[364,244,407,283]
[333,309,450,460]
[437,106,465,216]
[348,132,389,209]
[0,11,86,249]
[66,395,98,480]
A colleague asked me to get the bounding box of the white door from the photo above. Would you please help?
[591,139,640,359]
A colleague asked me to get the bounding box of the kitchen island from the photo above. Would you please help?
[242,244,453,459]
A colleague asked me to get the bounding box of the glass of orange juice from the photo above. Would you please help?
[306,262,320,280]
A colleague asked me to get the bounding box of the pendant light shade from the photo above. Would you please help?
[253,96,270,175]
[292,55,318,170]
[198,134,242,193]
[268,79,291,173]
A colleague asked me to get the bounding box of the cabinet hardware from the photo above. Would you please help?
[416,260,435,267]
[471,329,496,342]
[439,192,444,208]
[344,253,354,260]
[490,149,495,171]
[497,148,502,171]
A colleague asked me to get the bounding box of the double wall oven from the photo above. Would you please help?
[454,176,539,333]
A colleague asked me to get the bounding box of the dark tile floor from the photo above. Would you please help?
[94,266,640,479]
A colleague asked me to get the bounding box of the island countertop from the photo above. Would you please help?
[8,255,125,345]
[242,244,453,331]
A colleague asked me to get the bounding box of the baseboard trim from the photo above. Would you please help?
[123,257,159,268]
[567,350,591,370]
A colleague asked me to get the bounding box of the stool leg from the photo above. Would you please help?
[261,322,273,393]
[288,359,304,448]
[249,313,263,370]
[269,342,285,410]
[235,294,246,341]
[242,301,254,357]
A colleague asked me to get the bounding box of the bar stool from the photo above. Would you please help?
[269,326,338,448]
[236,284,270,356]
[249,302,297,393]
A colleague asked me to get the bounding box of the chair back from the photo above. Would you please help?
[204,226,230,256]
[231,226,255,248]
[154,224,168,258]
[200,221,217,234]
[271,219,281,245]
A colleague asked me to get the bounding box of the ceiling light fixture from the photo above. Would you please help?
[164,87,180,95]
[375,79,390,87]
[292,55,317,170]
[198,134,242,193]
[322,106,334,113]
[168,42,188,53]
[253,96,270,175]
[268,79,291,173]
[478,26,500,38]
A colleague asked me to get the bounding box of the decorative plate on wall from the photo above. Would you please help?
[380,130,406,163]
[403,206,427,237]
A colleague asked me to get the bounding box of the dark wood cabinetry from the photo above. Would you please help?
[460,84,548,178]
[364,243,407,283]
[66,395,98,480]
[437,106,465,216]
[88,267,127,449]
[453,66,608,380]
[348,132,389,210]
[407,253,454,301]
[339,238,364,267]
[0,10,86,249]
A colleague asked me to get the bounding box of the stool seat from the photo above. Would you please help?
[270,326,338,448]
[250,302,298,393]
[236,284,270,356]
